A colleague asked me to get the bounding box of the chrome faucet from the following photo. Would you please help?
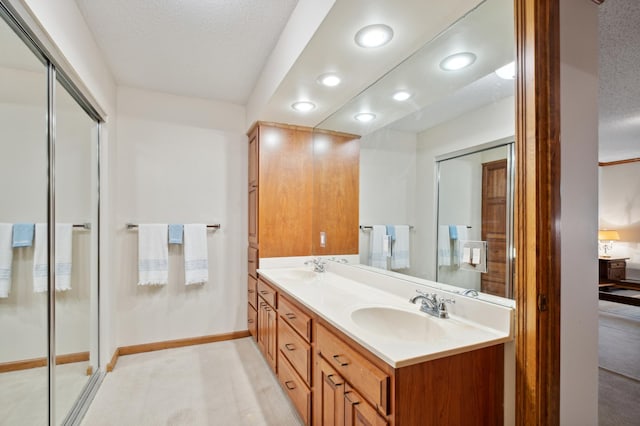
[410,290,455,318]
[304,257,327,273]
[461,288,479,297]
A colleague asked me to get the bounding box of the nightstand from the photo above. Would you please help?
[599,257,628,283]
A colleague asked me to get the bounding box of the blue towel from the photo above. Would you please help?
[12,223,34,247]
[385,225,396,242]
[168,224,183,244]
[448,224,458,240]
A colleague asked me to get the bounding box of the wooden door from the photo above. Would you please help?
[481,159,508,297]
[317,357,345,426]
[344,385,387,426]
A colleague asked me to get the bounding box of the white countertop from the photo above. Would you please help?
[257,265,514,368]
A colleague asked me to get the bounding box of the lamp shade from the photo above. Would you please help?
[598,230,620,241]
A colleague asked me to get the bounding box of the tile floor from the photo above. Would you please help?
[81,338,302,426]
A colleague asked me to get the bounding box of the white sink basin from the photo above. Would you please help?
[350,306,469,341]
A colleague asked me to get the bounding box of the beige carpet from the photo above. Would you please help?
[81,338,302,426]
[598,301,640,426]
[0,361,91,425]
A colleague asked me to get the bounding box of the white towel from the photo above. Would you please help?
[138,224,168,286]
[0,224,13,298]
[33,223,48,292]
[184,224,208,285]
[55,224,72,291]
[32,223,74,293]
[391,225,410,270]
[453,225,469,266]
[438,225,451,266]
[368,225,388,270]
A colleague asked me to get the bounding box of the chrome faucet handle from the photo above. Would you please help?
[436,297,455,318]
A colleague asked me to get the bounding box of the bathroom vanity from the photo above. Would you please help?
[250,263,514,426]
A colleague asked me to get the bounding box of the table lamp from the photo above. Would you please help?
[598,229,620,257]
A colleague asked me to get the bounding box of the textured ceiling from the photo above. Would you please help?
[74,0,298,104]
[599,0,640,161]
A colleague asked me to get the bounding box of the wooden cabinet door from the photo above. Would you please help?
[344,385,387,426]
[312,132,359,255]
[248,186,258,247]
[258,124,313,257]
[248,304,257,341]
[265,304,278,372]
[318,357,345,426]
[257,297,268,355]
[248,129,258,188]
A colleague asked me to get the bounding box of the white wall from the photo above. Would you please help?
[358,128,417,269]
[560,0,600,424]
[114,87,247,347]
[599,162,640,262]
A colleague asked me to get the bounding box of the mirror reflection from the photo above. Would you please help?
[54,78,99,425]
[314,0,515,302]
[0,16,49,425]
[0,11,100,425]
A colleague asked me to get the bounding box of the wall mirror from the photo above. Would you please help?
[313,0,515,304]
[0,5,101,424]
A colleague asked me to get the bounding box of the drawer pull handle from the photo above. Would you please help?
[285,343,295,351]
[259,290,269,295]
[284,381,296,390]
[344,391,360,405]
[248,289,255,293]
[333,354,349,367]
[327,374,343,387]
[285,312,296,320]
[248,319,254,323]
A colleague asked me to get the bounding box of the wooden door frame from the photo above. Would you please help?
[514,0,561,424]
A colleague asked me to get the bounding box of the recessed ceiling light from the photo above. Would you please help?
[354,24,394,48]
[439,52,477,71]
[392,91,411,101]
[291,101,316,112]
[317,73,341,87]
[354,112,376,122]
[495,61,516,80]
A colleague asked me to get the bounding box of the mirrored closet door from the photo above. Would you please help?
[0,3,102,425]
[0,11,49,425]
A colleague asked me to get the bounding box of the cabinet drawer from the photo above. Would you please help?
[278,353,311,425]
[278,319,311,386]
[248,304,257,340]
[248,276,257,309]
[279,296,312,342]
[608,261,626,270]
[257,279,277,308]
[317,324,389,415]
